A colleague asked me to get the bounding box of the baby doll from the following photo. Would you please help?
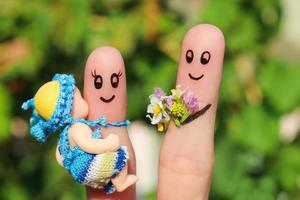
[22,74,137,193]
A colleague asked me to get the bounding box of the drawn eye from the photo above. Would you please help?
[111,71,122,88]
[94,75,102,89]
[200,51,211,65]
[186,50,194,63]
[91,70,102,89]
[111,74,119,88]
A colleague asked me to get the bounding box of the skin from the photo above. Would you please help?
[158,24,225,200]
[83,47,136,200]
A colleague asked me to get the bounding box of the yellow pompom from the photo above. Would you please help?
[34,81,60,120]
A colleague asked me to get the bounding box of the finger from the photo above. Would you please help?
[158,24,225,200]
[83,46,136,199]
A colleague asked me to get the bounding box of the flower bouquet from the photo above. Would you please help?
[146,86,200,132]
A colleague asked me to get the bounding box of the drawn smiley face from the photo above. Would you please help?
[185,49,211,81]
[175,24,225,123]
[91,69,123,103]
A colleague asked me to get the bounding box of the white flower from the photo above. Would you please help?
[146,95,170,125]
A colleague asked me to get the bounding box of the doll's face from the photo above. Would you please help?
[177,24,225,104]
[71,87,88,118]
[83,47,127,122]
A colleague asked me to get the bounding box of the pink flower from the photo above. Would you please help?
[154,87,165,100]
[166,97,173,107]
[183,90,199,113]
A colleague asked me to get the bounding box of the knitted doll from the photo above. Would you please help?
[22,74,137,193]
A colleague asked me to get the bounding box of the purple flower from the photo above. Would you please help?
[183,90,199,113]
[166,97,173,107]
[154,87,165,100]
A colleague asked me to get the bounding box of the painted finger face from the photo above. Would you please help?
[177,24,225,104]
[91,69,123,103]
[83,47,127,122]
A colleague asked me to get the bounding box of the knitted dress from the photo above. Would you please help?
[58,122,128,194]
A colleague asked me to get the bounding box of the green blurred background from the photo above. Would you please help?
[1,0,300,199]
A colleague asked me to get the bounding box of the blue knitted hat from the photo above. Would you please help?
[22,74,75,142]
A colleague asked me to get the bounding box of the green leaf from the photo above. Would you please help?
[1,182,29,200]
[228,105,279,155]
[219,61,244,103]
[174,118,181,127]
[180,110,190,123]
[259,60,300,113]
[0,84,11,142]
[272,146,300,192]
[213,139,277,200]
[212,138,249,197]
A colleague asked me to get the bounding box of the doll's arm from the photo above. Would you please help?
[70,122,120,154]
[55,145,64,166]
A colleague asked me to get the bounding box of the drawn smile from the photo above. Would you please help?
[188,73,204,80]
[100,95,115,103]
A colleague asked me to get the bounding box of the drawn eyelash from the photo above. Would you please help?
[117,71,122,77]
[92,70,121,77]
[91,69,97,77]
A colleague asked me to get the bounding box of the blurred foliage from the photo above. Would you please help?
[0,0,300,199]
